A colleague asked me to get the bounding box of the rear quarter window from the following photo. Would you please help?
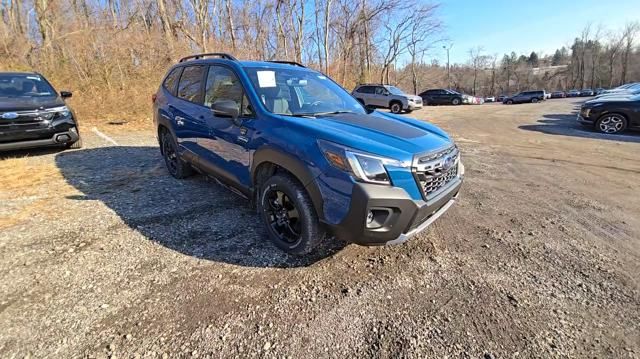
[177,66,205,104]
[162,67,183,96]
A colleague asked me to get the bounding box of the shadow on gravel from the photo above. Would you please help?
[519,112,640,143]
[55,146,345,268]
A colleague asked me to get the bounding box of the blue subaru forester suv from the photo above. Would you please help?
[153,53,463,255]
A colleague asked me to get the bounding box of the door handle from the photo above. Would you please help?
[175,116,185,126]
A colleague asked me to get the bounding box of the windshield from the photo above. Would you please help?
[0,74,57,98]
[244,67,365,116]
[387,86,405,96]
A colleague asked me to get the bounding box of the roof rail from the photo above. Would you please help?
[267,60,306,68]
[179,53,238,63]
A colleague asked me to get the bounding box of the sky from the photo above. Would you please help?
[434,0,640,65]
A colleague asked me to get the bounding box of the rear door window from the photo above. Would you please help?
[163,67,182,96]
[177,66,205,104]
[359,86,374,94]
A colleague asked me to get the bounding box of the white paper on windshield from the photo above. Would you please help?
[257,71,276,88]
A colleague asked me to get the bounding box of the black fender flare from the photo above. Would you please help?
[252,147,325,222]
[156,113,176,140]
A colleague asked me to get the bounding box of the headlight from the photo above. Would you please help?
[46,106,71,118]
[317,139,408,185]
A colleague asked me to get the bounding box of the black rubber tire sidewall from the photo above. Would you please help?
[161,130,193,179]
[259,174,324,255]
[452,98,460,105]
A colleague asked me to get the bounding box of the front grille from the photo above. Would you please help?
[0,110,54,131]
[414,145,459,198]
[416,164,458,196]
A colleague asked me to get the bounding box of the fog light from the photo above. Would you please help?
[366,208,393,229]
[56,134,71,142]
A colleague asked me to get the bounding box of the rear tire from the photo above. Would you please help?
[160,129,193,179]
[596,114,627,134]
[531,98,538,103]
[258,173,325,255]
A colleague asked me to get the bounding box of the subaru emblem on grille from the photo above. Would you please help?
[1,112,19,120]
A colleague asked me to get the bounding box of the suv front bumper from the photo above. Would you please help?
[0,127,79,151]
[329,173,462,246]
[407,102,423,110]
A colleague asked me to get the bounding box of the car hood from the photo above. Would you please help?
[283,111,453,161]
[0,96,65,112]
[585,96,635,105]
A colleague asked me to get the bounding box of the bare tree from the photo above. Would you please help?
[621,21,639,84]
[605,30,625,87]
[468,46,484,95]
[406,4,441,93]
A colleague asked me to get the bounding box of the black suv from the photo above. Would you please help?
[0,72,81,151]
[503,90,546,104]
[418,89,464,106]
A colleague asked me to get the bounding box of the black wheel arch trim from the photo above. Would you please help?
[252,147,325,222]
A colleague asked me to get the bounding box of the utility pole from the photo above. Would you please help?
[443,44,453,89]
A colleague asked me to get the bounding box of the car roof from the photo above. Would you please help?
[172,58,315,72]
[0,71,40,76]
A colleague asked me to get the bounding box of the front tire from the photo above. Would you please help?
[596,114,627,134]
[505,99,513,105]
[389,102,402,114]
[531,98,539,103]
[451,98,461,105]
[259,173,325,255]
[160,129,193,179]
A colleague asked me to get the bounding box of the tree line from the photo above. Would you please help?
[0,1,638,122]
[0,0,442,121]
[401,22,640,98]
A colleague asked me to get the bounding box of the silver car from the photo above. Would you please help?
[352,84,423,114]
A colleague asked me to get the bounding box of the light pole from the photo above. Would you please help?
[443,44,452,89]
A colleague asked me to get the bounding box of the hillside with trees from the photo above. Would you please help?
[0,1,638,123]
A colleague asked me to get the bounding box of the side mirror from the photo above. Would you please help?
[60,91,72,99]
[365,105,376,114]
[211,100,241,126]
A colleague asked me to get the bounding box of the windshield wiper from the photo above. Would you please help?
[290,110,355,117]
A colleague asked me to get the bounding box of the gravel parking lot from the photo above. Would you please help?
[1,98,639,358]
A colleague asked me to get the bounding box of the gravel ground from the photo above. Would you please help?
[1,98,639,358]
